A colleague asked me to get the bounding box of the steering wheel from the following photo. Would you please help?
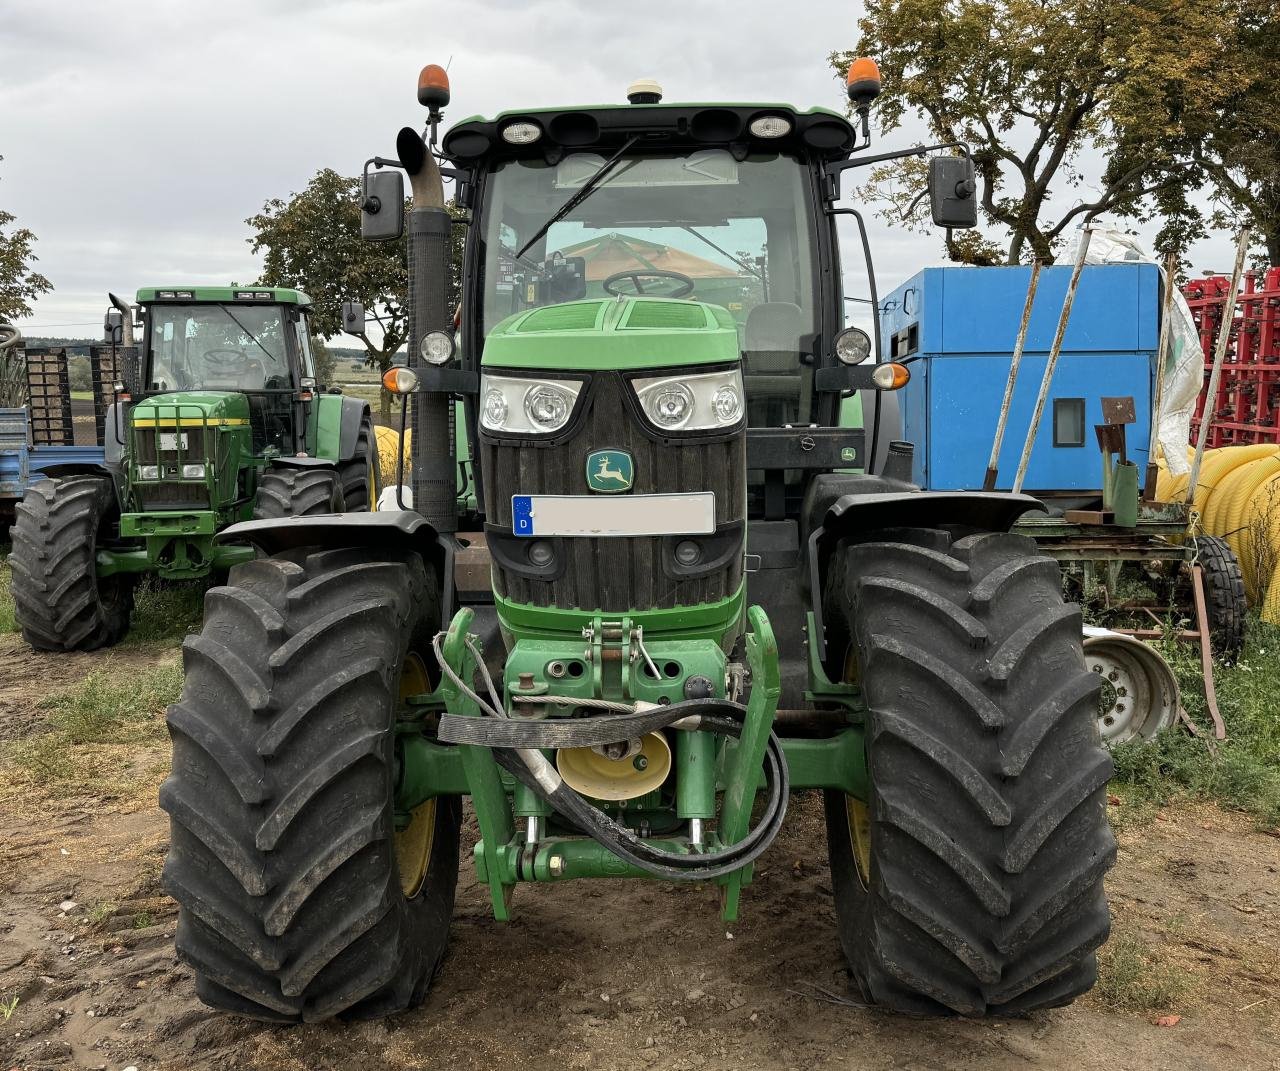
[203,348,250,367]
[602,269,695,299]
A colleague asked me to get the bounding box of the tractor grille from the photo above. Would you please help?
[134,481,210,509]
[481,372,745,611]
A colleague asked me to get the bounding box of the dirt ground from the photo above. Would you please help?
[1,633,1278,1071]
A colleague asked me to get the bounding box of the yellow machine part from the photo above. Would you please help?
[1155,444,1280,620]
[556,732,673,802]
[374,425,405,486]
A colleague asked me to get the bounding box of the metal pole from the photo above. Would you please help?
[983,259,1042,490]
[1012,228,1093,494]
[1185,227,1250,510]
[1144,249,1179,500]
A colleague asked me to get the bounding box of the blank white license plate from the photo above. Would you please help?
[511,493,715,538]
[158,432,189,451]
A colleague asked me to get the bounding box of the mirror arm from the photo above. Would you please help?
[826,140,970,200]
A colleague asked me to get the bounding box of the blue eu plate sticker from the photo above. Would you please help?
[512,495,534,536]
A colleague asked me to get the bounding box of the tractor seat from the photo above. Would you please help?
[743,302,810,426]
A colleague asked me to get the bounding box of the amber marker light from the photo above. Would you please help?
[383,366,420,394]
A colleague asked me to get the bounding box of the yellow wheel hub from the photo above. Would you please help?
[841,645,872,888]
[394,653,436,899]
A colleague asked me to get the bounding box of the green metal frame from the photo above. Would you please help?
[394,603,869,923]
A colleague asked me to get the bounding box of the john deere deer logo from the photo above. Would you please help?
[586,449,634,493]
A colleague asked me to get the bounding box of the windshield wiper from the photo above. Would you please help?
[516,135,640,260]
[217,304,278,366]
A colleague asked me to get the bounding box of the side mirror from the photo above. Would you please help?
[928,156,978,229]
[103,309,123,345]
[361,169,405,241]
[341,300,366,335]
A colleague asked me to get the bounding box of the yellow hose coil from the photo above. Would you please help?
[1216,458,1280,597]
[374,425,404,485]
[1264,561,1280,625]
[1189,444,1278,522]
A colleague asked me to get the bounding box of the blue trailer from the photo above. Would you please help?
[1,408,107,528]
[880,263,1160,495]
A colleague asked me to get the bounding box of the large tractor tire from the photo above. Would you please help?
[9,475,134,651]
[1189,535,1246,664]
[160,545,460,1021]
[821,528,1115,1016]
[252,467,343,519]
[337,416,379,512]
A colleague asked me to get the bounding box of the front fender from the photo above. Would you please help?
[216,510,455,616]
[808,490,1045,663]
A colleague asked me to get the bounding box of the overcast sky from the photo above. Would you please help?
[1,0,1237,339]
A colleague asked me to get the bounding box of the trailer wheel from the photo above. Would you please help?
[9,475,133,651]
[822,528,1115,1015]
[1189,535,1246,664]
[337,416,380,512]
[252,468,343,519]
[160,545,460,1021]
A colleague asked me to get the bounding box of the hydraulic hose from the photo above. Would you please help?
[430,633,789,880]
[488,708,789,881]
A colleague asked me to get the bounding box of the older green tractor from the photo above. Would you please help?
[161,63,1114,1022]
[9,287,377,650]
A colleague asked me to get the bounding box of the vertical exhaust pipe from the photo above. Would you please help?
[396,120,457,534]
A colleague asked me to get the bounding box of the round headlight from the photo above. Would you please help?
[420,330,455,365]
[835,327,872,365]
[501,121,542,145]
[749,115,792,139]
[711,384,742,423]
[649,383,693,427]
[524,384,574,430]
[483,388,509,428]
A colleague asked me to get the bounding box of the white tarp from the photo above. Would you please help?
[1063,227,1202,476]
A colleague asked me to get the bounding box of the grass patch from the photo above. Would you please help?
[3,656,182,798]
[0,553,14,634]
[41,658,182,745]
[1109,616,1280,827]
[1095,930,1194,1011]
[121,578,204,648]
[87,900,117,927]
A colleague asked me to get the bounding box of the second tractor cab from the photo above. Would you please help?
[161,64,1115,1025]
[9,286,378,650]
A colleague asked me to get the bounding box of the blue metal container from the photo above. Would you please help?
[0,407,30,503]
[880,264,1160,492]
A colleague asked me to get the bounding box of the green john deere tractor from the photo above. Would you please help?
[160,63,1115,1021]
[10,286,378,650]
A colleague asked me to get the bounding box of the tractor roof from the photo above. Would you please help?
[442,103,856,164]
[136,286,312,306]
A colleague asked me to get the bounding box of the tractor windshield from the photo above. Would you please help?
[480,150,819,417]
[145,304,292,393]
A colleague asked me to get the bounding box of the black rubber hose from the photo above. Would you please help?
[479,699,790,881]
[440,696,737,747]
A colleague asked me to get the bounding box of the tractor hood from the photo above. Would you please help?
[481,297,740,371]
[130,391,252,427]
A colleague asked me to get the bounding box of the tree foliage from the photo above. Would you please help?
[832,0,1235,264]
[1118,0,1280,264]
[0,155,53,322]
[247,168,466,412]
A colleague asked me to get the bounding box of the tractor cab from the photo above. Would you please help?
[448,99,859,448]
[136,286,320,455]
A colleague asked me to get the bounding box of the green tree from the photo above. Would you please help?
[832,0,1214,264]
[247,168,466,415]
[0,155,53,321]
[1114,0,1280,264]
